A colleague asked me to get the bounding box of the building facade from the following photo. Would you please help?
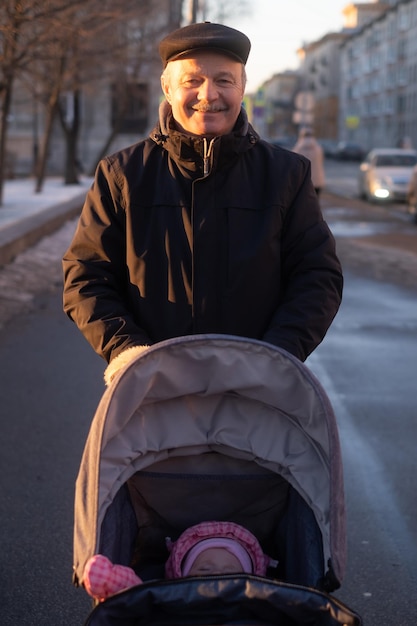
[255,1,409,150]
[260,71,299,142]
[296,32,349,141]
[339,0,417,150]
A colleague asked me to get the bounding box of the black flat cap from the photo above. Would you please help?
[159,22,251,68]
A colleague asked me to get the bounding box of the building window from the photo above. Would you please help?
[397,94,406,114]
[398,38,407,59]
[398,8,408,31]
[384,94,394,114]
[111,82,149,134]
[397,65,407,85]
[387,41,396,64]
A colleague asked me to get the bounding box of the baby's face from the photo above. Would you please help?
[187,547,244,576]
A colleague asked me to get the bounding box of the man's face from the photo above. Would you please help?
[161,51,246,137]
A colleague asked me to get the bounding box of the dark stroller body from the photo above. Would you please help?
[73,335,361,625]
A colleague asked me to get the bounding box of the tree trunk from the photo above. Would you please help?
[64,131,80,184]
[87,86,129,175]
[34,95,59,193]
[59,89,81,185]
[0,81,13,206]
[0,4,21,206]
[34,56,66,193]
[87,127,120,176]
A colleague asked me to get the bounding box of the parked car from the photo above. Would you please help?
[333,141,365,161]
[319,139,338,158]
[358,148,417,202]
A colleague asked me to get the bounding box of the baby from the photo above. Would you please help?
[84,520,275,602]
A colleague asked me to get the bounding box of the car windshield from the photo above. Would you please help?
[374,154,417,167]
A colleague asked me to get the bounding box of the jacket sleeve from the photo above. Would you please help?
[262,165,343,362]
[62,159,152,363]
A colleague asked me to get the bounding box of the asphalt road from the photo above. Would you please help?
[0,182,416,625]
[308,270,417,625]
[0,289,103,624]
[314,187,417,624]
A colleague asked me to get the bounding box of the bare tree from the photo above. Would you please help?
[0,0,248,202]
[31,1,121,191]
[34,0,182,188]
[34,50,68,192]
[85,1,184,174]
[0,0,183,199]
[0,1,47,204]
[84,2,166,172]
[0,0,87,202]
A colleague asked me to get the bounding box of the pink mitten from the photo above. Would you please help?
[83,555,142,602]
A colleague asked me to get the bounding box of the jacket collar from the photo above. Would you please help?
[150,101,259,177]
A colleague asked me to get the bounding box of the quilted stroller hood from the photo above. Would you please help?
[73,334,346,592]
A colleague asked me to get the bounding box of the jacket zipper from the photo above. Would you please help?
[190,137,216,325]
[203,137,215,176]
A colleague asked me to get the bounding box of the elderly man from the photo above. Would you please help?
[63,22,343,385]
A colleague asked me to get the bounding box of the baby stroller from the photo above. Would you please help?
[73,334,362,625]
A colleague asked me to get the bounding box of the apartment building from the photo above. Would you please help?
[260,71,299,141]
[256,1,413,149]
[295,1,395,143]
[339,0,417,150]
[297,32,349,141]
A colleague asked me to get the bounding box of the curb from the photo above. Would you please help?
[0,192,85,268]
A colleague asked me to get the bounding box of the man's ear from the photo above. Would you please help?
[161,75,171,104]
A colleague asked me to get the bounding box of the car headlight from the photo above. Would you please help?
[374,188,390,198]
[373,176,390,198]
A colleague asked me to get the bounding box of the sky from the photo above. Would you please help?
[229,0,351,93]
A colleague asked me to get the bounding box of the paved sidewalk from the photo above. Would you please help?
[0,176,92,267]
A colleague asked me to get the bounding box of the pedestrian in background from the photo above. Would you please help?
[407,163,417,223]
[292,127,325,197]
[62,22,343,385]
[397,136,413,149]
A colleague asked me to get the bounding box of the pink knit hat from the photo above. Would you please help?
[165,521,274,579]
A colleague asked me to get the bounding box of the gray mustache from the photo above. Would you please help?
[192,104,226,112]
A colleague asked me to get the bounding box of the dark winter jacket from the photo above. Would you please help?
[62,104,343,364]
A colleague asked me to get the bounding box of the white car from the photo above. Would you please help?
[358,148,417,202]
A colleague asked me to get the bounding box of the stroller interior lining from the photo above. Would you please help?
[127,453,289,568]
[99,450,326,589]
